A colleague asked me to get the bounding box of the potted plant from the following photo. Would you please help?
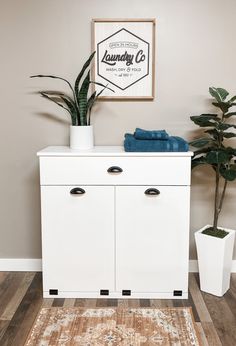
[31,51,113,149]
[190,87,236,296]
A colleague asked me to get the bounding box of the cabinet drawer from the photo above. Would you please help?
[40,156,191,186]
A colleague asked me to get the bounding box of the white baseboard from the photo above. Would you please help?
[189,260,199,272]
[0,259,42,271]
[0,259,235,273]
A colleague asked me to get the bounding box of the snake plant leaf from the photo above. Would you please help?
[220,164,236,181]
[189,137,213,148]
[40,92,71,113]
[96,85,109,98]
[224,112,236,118]
[90,81,115,93]
[60,96,78,126]
[87,84,112,125]
[30,75,74,94]
[40,92,77,125]
[39,91,65,95]
[74,51,96,104]
[78,71,90,125]
[87,91,97,110]
[209,87,229,101]
[40,91,76,105]
[86,91,97,126]
[41,91,79,124]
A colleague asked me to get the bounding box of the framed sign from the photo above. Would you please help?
[92,19,155,100]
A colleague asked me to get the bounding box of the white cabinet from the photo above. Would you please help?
[38,146,192,299]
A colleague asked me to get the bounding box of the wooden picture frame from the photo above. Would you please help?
[92,18,156,100]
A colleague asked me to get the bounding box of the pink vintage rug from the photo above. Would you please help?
[25,307,201,345]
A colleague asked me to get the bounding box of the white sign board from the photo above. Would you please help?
[92,19,155,100]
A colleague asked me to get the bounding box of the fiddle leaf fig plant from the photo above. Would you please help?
[30,51,114,126]
[190,87,236,238]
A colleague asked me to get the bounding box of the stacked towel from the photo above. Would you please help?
[124,129,189,152]
[134,128,169,140]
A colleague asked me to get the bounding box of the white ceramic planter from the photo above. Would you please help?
[195,225,235,296]
[70,125,94,150]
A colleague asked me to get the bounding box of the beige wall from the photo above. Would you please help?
[0,0,236,259]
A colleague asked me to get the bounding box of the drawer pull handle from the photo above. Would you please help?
[107,166,123,174]
[70,187,85,195]
[145,188,160,196]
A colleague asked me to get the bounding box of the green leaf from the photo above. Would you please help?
[87,91,97,110]
[189,137,213,148]
[78,70,90,125]
[224,112,236,118]
[229,95,236,103]
[60,96,78,126]
[209,87,222,102]
[90,81,114,93]
[30,75,74,94]
[86,91,97,125]
[193,147,212,157]
[209,87,229,101]
[222,132,236,138]
[205,150,230,164]
[225,147,236,156]
[195,114,218,118]
[40,92,71,114]
[212,102,230,113]
[218,123,236,131]
[40,92,78,125]
[220,166,236,181]
[216,88,229,100]
[205,129,220,140]
[74,51,96,104]
[190,115,220,127]
[191,156,207,169]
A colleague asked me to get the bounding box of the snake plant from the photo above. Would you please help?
[30,52,113,126]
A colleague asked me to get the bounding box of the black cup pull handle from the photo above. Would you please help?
[107,166,123,174]
[70,187,86,195]
[145,188,160,196]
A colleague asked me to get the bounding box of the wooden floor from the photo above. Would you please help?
[0,272,235,345]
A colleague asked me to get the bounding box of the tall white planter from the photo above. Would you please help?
[70,125,94,150]
[195,225,235,296]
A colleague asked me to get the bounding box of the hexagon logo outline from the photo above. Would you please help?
[97,28,150,91]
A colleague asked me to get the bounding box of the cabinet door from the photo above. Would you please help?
[116,186,190,294]
[41,185,114,294]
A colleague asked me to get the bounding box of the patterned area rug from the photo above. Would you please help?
[25,307,201,345]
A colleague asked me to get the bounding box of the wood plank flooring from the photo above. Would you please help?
[0,272,235,345]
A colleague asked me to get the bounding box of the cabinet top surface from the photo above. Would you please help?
[37,146,193,157]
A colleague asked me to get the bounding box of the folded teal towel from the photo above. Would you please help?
[134,128,169,140]
[124,133,189,152]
